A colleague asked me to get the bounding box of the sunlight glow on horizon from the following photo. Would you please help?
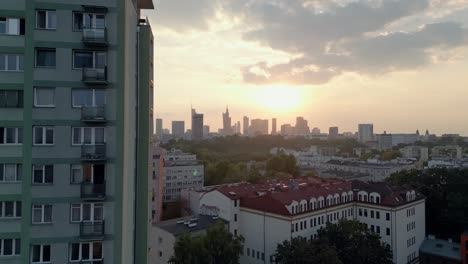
[254,85,304,113]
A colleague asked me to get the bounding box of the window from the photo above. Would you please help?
[73,50,106,69]
[71,89,105,107]
[364,209,368,217]
[371,210,374,218]
[376,226,380,234]
[359,208,362,216]
[0,54,24,72]
[32,204,52,224]
[0,17,25,35]
[34,87,55,107]
[386,228,390,236]
[0,90,23,108]
[234,229,237,236]
[72,127,105,145]
[70,203,103,222]
[33,126,54,145]
[36,10,56,30]
[234,214,237,222]
[370,225,374,232]
[386,213,390,221]
[0,201,21,218]
[35,48,56,68]
[0,127,22,145]
[0,238,20,256]
[247,248,250,256]
[376,211,380,219]
[73,12,105,31]
[0,164,22,182]
[32,165,53,184]
[234,199,238,207]
[31,244,51,263]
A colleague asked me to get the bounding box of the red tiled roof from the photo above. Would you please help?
[207,177,423,217]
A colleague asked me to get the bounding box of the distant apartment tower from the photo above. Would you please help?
[191,108,204,140]
[171,121,185,138]
[359,124,374,143]
[329,127,339,138]
[271,118,277,134]
[156,118,163,138]
[281,124,294,135]
[0,1,155,263]
[243,116,249,135]
[250,119,269,135]
[162,149,204,202]
[235,121,241,134]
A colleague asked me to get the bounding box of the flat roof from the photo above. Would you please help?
[154,215,228,237]
[420,238,461,261]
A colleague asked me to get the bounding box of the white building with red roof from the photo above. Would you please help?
[183,177,426,264]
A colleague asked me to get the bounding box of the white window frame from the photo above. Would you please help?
[0,54,24,72]
[71,88,106,108]
[0,238,21,256]
[0,163,21,182]
[35,10,56,30]
[33,87,55,108]
[70,203,104,223]
[72,127,105,145]
[31,244,51,263]
[72,50,107,70]
[32,204,52,224]
[69,241,103,262]
[0,17,21,35]
[33,126,54,146]
[32,165,54,184]
[0,201,21,219]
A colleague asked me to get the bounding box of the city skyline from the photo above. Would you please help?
[144,1,468,136]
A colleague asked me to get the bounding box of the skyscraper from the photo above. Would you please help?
[358,124,374,143]
[172,121,185,138]
[329,127,339,138]
[243,116,249,135]
[271,118,277,134]
[191,108,204,140]
[156,118,163,138]
[250,119,269,135]
[203,125,210,137]
[222,106,233,135]
[0,1,154,263]
[295,116,310,135]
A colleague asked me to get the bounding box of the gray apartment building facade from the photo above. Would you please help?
[0,0,154,263]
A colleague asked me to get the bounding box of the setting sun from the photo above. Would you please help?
[254,86,303,112]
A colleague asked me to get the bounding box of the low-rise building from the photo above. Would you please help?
[184,177,426,264]
[432,145,463,160]
[400,146,429,162]
[151,215,229,264]
[419,237,461,264]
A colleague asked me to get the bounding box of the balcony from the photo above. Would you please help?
[81,144,106,161]
[81,106,106,123]
[80,221,105,239]
[81,182,106,200]
[82,67,108,85]
[82,27,108,46]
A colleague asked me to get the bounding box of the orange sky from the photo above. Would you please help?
[143,0,468,135]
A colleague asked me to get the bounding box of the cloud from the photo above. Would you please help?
[152,0,468,85]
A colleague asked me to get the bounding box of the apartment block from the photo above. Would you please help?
[0,0,154,263]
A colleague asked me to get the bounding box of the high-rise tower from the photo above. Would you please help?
[0,1,154,263]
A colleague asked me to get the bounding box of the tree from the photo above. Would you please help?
[317,220,393,264]
[274,237,342,264]
[170,222,244,264]
[274,220,392,264]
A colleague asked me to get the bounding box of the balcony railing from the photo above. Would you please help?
[81,144,106,161]
[81,106,106,122]
[80,221,105,239]
[81,182,106,200]
[82,67,108,84]
[82,27,108,46]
